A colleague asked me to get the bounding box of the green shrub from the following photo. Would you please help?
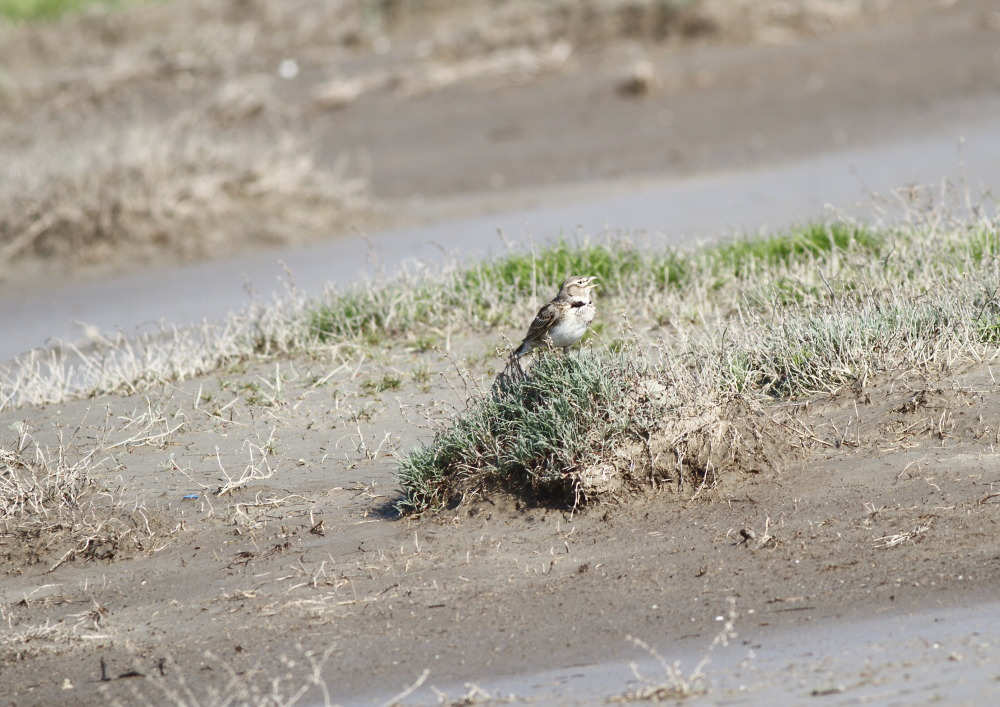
[397,348,666,513]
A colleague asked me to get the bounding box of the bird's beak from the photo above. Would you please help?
[588,276,600,288]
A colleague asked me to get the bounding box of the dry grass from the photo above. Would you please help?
[99,645,339,707]
[613,599,738,703]
[0,0,919,283]
[0,288,336,410]
[0,616,116,664]
[0,406,172,573]
[1,425,96,520]
[873,524,931,548]
[0,125,367,274]
[214,426,279,498]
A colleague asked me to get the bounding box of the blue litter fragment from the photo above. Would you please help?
[182,494,199,500]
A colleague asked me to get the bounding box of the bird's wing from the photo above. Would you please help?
[517,302,560,351]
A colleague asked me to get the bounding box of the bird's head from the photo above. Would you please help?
[559,275,599,297]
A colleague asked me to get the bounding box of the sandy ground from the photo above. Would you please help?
[3,1,1000,705]
[3,339,1000,705]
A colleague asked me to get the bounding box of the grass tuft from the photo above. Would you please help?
[362,373,403,395]
[1,426,162,570]
[1,429,94,519]
[397,348,669,513]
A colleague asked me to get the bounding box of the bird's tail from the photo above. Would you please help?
[504,344,528,378]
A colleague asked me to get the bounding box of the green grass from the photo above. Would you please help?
[463,241,690,297]
[707,222,882,278]
[362,373,403,394]
[307,222,876,348]
[305,235,716,345]
[0,0,128,21]
[951,224,1000,264]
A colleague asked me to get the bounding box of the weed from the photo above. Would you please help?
[361,374,404,395]
[239,382,265,405]
[1,428,94,519]
[411,365,432,385]
[215,427,280,497]
[1,426,161,570]
[103,644,339,707]
[614,599,738,703]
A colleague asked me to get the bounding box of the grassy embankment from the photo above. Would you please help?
[394,219,1000,511]
[4,216,1000,522]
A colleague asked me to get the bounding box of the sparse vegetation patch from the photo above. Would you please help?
[0,430,93,520]
[0,131,367,273]
[398,349,668,511]
[0,427,159,571]
[395,216,1000,512]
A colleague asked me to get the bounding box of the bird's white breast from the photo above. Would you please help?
[548,302,595,347]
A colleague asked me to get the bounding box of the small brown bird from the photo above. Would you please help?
[512,275,599,360]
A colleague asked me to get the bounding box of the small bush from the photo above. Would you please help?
[397,348,668,513]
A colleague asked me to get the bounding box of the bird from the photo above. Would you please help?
[512,275,599,361]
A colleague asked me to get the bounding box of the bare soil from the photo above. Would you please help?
[3,1,1000,704]
[2,340,1000,705]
